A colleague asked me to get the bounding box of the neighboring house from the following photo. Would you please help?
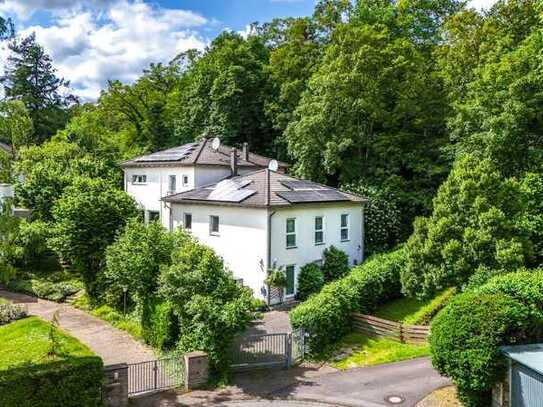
[120,138,288,224]
[0,142,14,203]
[122,137,366,303]
[162,169,365,303]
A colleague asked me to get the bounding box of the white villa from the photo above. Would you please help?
[121,138,366,303]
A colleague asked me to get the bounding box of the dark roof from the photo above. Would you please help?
[162,169,366,208]
[120,138,289,170]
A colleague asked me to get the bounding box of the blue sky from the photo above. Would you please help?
[0,0,496,100]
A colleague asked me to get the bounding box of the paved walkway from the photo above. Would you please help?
[245,311,292,336]
[139,357,449,407]
[0,289,156,365]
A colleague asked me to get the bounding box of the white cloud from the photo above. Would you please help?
[0,0,117,20]
[1,1,208,101]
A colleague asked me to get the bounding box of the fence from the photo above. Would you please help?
[127,356,185,396]
[230,329,305,371]
[352,313,430,344]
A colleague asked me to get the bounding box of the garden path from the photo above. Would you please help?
[0,289,156,365]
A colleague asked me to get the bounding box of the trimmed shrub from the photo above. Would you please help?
[296,263,324,301]
[290,248,404,353]
[322,245,349,282]
[0,303,27,325]
[6,277,82,302]
[430,288,541,406]
[0,357,103,407]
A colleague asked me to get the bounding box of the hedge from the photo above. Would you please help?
[296,263,324,301]
[430,270,543,407]
[142,299,180,350]
[289,248,404,353]
[0,357,103,407]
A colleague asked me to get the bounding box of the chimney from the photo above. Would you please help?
[242,142,249,161]
[230,147,238,176]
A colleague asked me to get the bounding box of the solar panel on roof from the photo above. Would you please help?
[280,180,328,191]
[135,143,198,162]
[207,179,256,202]
[276,190,348,203]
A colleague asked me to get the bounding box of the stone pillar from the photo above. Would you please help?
[492,373,510,407]
[103,363,128,407]
[184,351,209,390]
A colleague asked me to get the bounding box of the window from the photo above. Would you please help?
[286,218,296,248]
[168,175,176,194]
[148,211,159,223]
[210,215,219,235]
[314,216,324,245]
[132,174,147,184]
[285,265,296,296]
[235,278,244,286]
[183,213,192,230]
[182,175,189,186]
[341,214,349,241]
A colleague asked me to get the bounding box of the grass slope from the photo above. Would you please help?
[374,289,455,325]
[332,333,430,369]
[0,317,95,370]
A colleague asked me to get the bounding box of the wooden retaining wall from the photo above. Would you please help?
[352,313,430,344]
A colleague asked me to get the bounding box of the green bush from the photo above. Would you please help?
[322,245,349,282]
[6,277,82,302]
[296,263,324,301]
[142,299,179,350]
[290,248,404,353]
[0,357,103,407]
[430,283,542,407]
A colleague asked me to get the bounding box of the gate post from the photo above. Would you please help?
[184,351,209,390]
[102,363,128,407]
[285,333,292,368]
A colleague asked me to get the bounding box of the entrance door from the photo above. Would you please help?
[285,265,295,297]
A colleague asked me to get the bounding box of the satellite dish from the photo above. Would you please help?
[268,159,279,172]
[211,137,221,151]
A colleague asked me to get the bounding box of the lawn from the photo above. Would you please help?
[374,288,455,325]
[0,316,95,370]
[332,333,430,369]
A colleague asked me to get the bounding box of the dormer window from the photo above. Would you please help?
[132,175,147,184]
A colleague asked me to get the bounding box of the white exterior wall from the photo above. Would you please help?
[269,203,364,297]
[170,204,269,299]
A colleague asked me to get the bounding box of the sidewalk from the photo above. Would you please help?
[0,289,156,365]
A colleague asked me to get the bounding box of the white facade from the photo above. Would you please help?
[124,165,255,223]
[0,183,14,203]
[168,201,364,301]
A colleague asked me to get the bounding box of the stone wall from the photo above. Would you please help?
[184,351,209,390]
[492,372,510,407]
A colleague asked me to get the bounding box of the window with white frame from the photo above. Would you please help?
[314,216,324,245]
[132,174,147,184]
[286,218,296,248]
[183,213,192,230]
[168,175,176,193]
[340,214,349,241]
[210,215,219,235]
[182,175,189,186]
[148,210,159,222]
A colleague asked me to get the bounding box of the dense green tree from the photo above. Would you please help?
[48,177,137,297]
[0,201,21,283]
[104,220,180,331]
[401,156,531,299]
[1,33,76,143]
[0,100,33,151]
[322,245,350,282]
[14,141,121,221]
[159,233,254,375]
[169,32,276,154]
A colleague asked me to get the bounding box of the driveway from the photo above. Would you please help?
[245,311,291,336]
[145,357,449,407]
[0,289,155,365]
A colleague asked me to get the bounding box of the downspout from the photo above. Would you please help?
[265,168,275,305]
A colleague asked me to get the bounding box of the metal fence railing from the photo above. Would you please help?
[128,356,185,395]
[230,329,305,371]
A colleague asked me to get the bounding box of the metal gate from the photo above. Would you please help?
[128,356,185,396]
[511,362,543,407]
[230,329,305,371]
